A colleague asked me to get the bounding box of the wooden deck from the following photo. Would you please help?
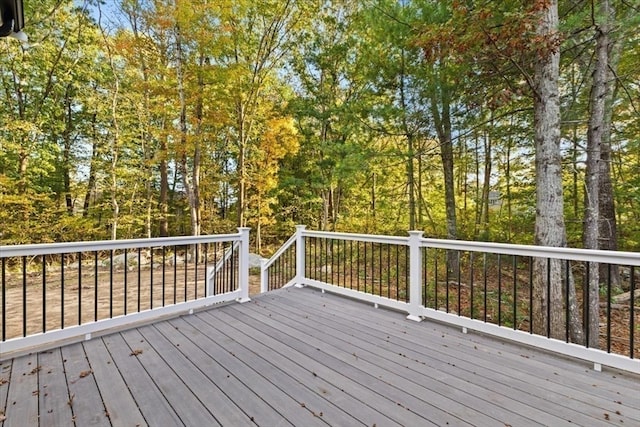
[1,286,639,427]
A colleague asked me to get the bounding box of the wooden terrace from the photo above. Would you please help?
[1,286,638,427]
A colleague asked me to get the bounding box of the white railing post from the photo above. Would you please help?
[237,227,251,303]
[407,230,424,322]
[260,258,268,293]
[295,225,307,286]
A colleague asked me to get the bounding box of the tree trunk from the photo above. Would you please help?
[598,6,622,290]
[406,133,417,230]
[175,25,201,237]
[431,84,458,272]
[532,0,569,340]
[159,132,169,237]
[83,113,98,217]
[582,0,612,348]
[63,85,74,214]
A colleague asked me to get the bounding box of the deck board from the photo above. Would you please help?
[0,359,10,422]
[38,349,74,426]
[181,314,327,427]
[3,353,38,427]
[241,294,551,426]
[194,310,366,427]
[61,343,111,427]
[83,337,148,427]
[226,302,494,426]
[204,308,401,427]
[267,289,636,426]
[1,286,639,427]
[280,288,640,423]
[136,324,254,427]
[153,319,291,427]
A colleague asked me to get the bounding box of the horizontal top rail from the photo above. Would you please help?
[302,230,408,246]
[0,233,242,258]
[422,237,640,266]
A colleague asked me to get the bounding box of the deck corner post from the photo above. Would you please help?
[295,225,307,286]
[407,230,424,322]
[237,227,251,303]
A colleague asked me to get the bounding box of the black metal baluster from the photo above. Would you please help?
[397,245,402,302]
[342,240,347,288]
[607,264,612,353]
[61,254,65,330]
[422,248,427,306]
[195,244,199,299]
[203,244,208,298]
[565,260,570,342]
[512,256,517,330]
[78,252,82,325]
[386,245,391,299]
[330,239,336,285]
[109,250,114,319]
[94,252,98,321]
[162,246,166,306]
[184,245,188,300]
[457,251,461,316]
[445,252,450,313]
[498,254,502,326]
[528,257,533,333]
[483,253,487,322]
[151,249,154,309]
[2,258,5,341]
[124,249,128,316]
[356,241,360,292]
[546,258,552,339]
[630,267,635,359]
[42,255,46,333]
[214,242,222,298]
[585,261,590,346]
[470,252,474,320]
[378,243,383,297]
[434,252,439,311]
[363,241,367,292]
[405,245,409,304]
[22,256,27,336]
[349,240,353,289]
[139,248,143,311]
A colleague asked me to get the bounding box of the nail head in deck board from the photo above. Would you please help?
[98,333,181,427]
[156,318,293,427]
[61,343,111,427]
[266,290,627,426]
[119,328,221,427]
[135,323,257,427]
[190,310,371,427]
[3,353,38,427]
[82,338,148,427]
[38,349,75,427]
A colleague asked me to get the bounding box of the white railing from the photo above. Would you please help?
[262,226,640,374]
[0,228,251,357]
